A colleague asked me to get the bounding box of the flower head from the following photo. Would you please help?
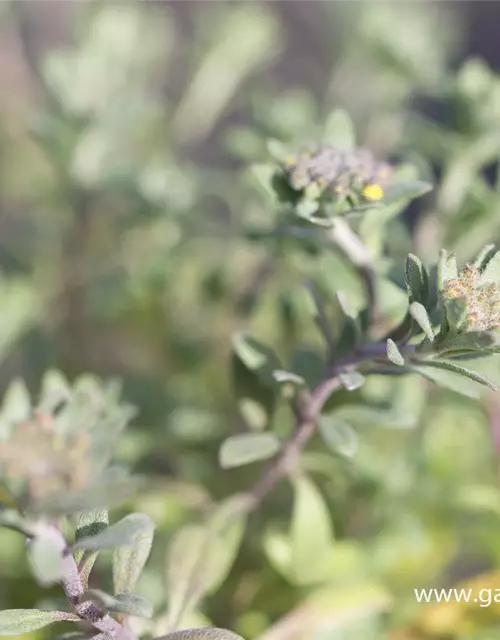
[282,145,393,202]
[443,264,500,331]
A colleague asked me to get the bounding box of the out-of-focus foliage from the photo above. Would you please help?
[2,1,500,640]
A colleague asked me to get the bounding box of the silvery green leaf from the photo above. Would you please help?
[339,371,365,391]
[74,508,109,564]
[318,417,358,457]
[296,198,320,220]
[437,249,458,293]
[0,379,31,439]
[232,333,280,374]
[434,331,496,357]
[247,164,279,202]
[86,590,153,618]
[405,253,429,306]
[74,513,154,551]
[28,535,66,586]
[386,339,405,366]
[410,302,434,341]
[474,244,497,272]
[219,433,281,469]
[443,296,468,333]
[323,109,356,149]
[0,609,79,636]
[154,629,246,640]
[290,476,333,585]
[165,497,248,629]
[272,370,306,387]
[33,476,139,516]
[0,510,35,536]
[413,359,498,391]
[381,181,432,205]
[479,250,500,284]
[113,518,155,594]
[409,364,482,398]
[265,138,289,162]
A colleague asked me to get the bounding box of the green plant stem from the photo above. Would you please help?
[34,523,137,640]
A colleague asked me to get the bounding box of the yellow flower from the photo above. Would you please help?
[362,183,384,201]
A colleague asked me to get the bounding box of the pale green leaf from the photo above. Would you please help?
[74,508,109,564]
[386,339,405,366]
[474,244,497,271]
[437,249,458,293]
[74,513,154,551]
[0,609,79,636]
[28,536,66,586]
[414,359,498,390]
[339,371,365,391]
[290,476,333,585]
[410,302,434,341]
[219,433,281,469]
[318,417,358,457]
[113,519,154,594]
[382,181,432,205]
[479,250,500,284]
[86,590,153,618]
[323,109,356,149]
[405,253,429,306]
[155,629,245,640]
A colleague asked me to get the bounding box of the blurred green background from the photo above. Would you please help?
[4,1,500,639]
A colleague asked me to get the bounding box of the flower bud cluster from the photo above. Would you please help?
[282,145,393,202]
[443,264,500,331]
[0,410,91,503]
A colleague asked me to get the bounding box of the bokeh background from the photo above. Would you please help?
[3,1,500,639]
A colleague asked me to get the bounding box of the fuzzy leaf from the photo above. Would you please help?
[386,339,405,366]
[28,536,66,586]
[414,359,498,390]
[33,476,138,516]
[74,508,109,565]
[0,609,79,636]
[382,181,432,205]
[405,253,429,306]
[410,364,483,399]
[479,250,500,284]
[443,296,468,333]
[438,249,458,293]
[0,510,35,536]
[474,244,497,272]
[165,497,248,628]
[318,417,358,457]
[232,334,280,373]
[272,370,306,387]
[113,519,155,594]
[74,513,154,551]
[339,371,365,391]
[290,476,334,585]
[155,629,245,640]
[410,302,434,341]
[323,109,356,149]
[232,333,279,431]
[219,433,281,469]
[86,590,153,618]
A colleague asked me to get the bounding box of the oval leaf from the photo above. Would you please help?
[386,339,405,367]
[113,521,155,594]
[155,629,246,640]
[86,590,153,618]
[290,476,333,585]
[318,417,358,458]
[410,302,434,341]
[0,610,79,636]
[323,109,356,149]
[74,513,154,551]
[28,536,66,586]
[219,433,281,469]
